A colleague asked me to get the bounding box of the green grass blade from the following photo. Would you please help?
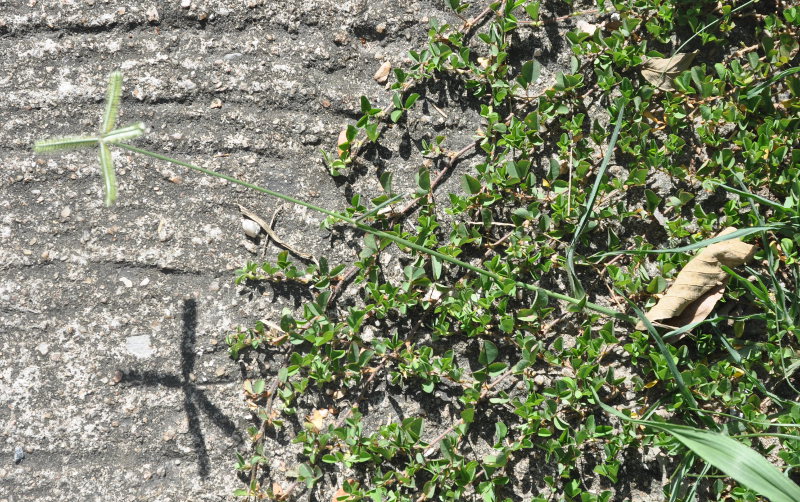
[112,141,637,324]
[33,136,99,153]
[671,0,757,58]
[566,101,625,299]
[101,71,123,134]
[102,122,145,144]
[354,194,403,223]
[98,142,117,206]
[714,182,791,213]
[655,425,800,502]
[593,226,776,260]
[627,298,703,415]
[593,389,800,502]
[746,66,800,99]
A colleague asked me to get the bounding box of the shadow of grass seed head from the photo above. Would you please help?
[32,71,145,206]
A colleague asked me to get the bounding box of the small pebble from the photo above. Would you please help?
[60,206,71,219]
[14,446,24,464]
[146,6,159,22]
[242,219,260,238]
[180,0,191,8]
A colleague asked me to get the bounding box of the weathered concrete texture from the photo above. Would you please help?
[0,1,452,500]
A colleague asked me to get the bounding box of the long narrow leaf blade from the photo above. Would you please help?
[33,136,99,153]
[745,66,800,99]
[98,142,117,206]
[101,71,123,134]
[594,226,776,259]
[652,424,800,502]
[713,182,788,212]
[566,102,625,298]
[593,391,800,502]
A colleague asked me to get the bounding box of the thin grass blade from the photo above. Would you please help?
[101,71,123,134]
[593,389,800,502]
[566,101,625,299]
[98,142,117,206]
[593,226,776,260]
[714,182,791,213]
[746,66,800,99]
[33,136,99,153]
[627,299,702,414]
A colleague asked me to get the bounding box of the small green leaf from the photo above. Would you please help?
[390,109,404,122]
[392,92,403,109]
[364,123,379,142]
[431,255,442,280]
[479,340,498,366]
[379,171,393,193]
[404,93,420,109]
[416,166,431,193]
[525,1,540,20]
[644,189,662,212]
[360,95,372,114]
[463,174,482,194]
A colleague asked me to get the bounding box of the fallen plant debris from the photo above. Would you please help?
[638,227,757,330]
[640,50,699,91]
[29,0,800,500]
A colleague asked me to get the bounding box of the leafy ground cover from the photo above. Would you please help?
[32,0,800,500]
[227,1,800,500]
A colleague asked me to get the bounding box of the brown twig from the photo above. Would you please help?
[239,205,316,263]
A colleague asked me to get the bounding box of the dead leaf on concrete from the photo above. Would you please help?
[337,127,348,157]
[306,408,328,433]
[641,51,698,91]
[638,227,757,331]
[373,61,391,84]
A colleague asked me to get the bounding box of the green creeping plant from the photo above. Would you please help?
[33,71,144,206]
[32,71,635,324]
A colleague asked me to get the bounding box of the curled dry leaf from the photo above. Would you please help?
[272,482,287,499]
[306,408,328,433]
[641,50,698,91]
[638,227,757,331]
[373,61,391,84]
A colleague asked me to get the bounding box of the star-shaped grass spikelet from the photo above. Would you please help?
[33,71,145,206]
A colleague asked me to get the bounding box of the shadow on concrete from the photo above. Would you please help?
[121,299,243,478]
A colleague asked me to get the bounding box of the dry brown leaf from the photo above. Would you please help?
[306,408,327,433]
[336,127,348,157]
[641,51,698,91]
[331,480,358,502]
[638,227,757,331]
[272,482,287,498]
[331,487,350,502]
[373,61,391,84]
